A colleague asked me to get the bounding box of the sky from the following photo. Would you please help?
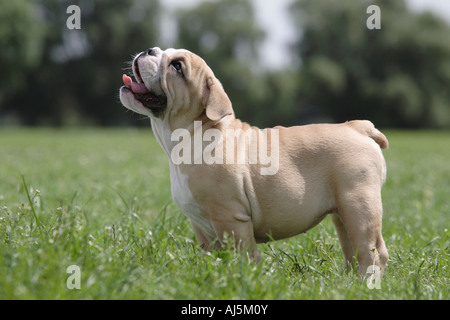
[160,0,450,70]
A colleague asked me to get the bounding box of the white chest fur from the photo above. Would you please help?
[151,118,216,239]
[169,163,216,239]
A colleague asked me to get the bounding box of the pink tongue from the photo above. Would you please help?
[122,74,149,94]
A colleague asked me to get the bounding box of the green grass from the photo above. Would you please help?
[0,128,448,299]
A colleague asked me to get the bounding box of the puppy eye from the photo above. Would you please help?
[171,61,183,75]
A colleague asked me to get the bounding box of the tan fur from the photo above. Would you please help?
[120,48,389,276]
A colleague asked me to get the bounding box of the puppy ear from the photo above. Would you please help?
[205,77,233,122]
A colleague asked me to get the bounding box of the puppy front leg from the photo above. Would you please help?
[210,212,261,262]
[190,220,222,252]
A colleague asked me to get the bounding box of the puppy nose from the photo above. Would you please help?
[145,47,160,57]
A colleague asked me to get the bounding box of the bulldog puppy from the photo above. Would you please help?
[119,47,389,276]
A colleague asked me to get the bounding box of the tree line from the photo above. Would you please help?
[1,0,449,128]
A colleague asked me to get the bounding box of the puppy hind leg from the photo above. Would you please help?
[336,191,388,277]
[331,213,356,271]
[375,232,389,271]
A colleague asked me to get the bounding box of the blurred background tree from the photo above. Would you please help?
[0,0,449,128]
[0,0,44,111]
[1,0,162,126]
[291,0,450,128]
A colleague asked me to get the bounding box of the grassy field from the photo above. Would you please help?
[0,128,448,299]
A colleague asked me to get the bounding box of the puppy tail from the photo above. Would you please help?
[347,120,389,149]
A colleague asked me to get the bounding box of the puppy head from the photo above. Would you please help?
[120,47,233,130]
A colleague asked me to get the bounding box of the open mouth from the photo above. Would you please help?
[122,63,166,112]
